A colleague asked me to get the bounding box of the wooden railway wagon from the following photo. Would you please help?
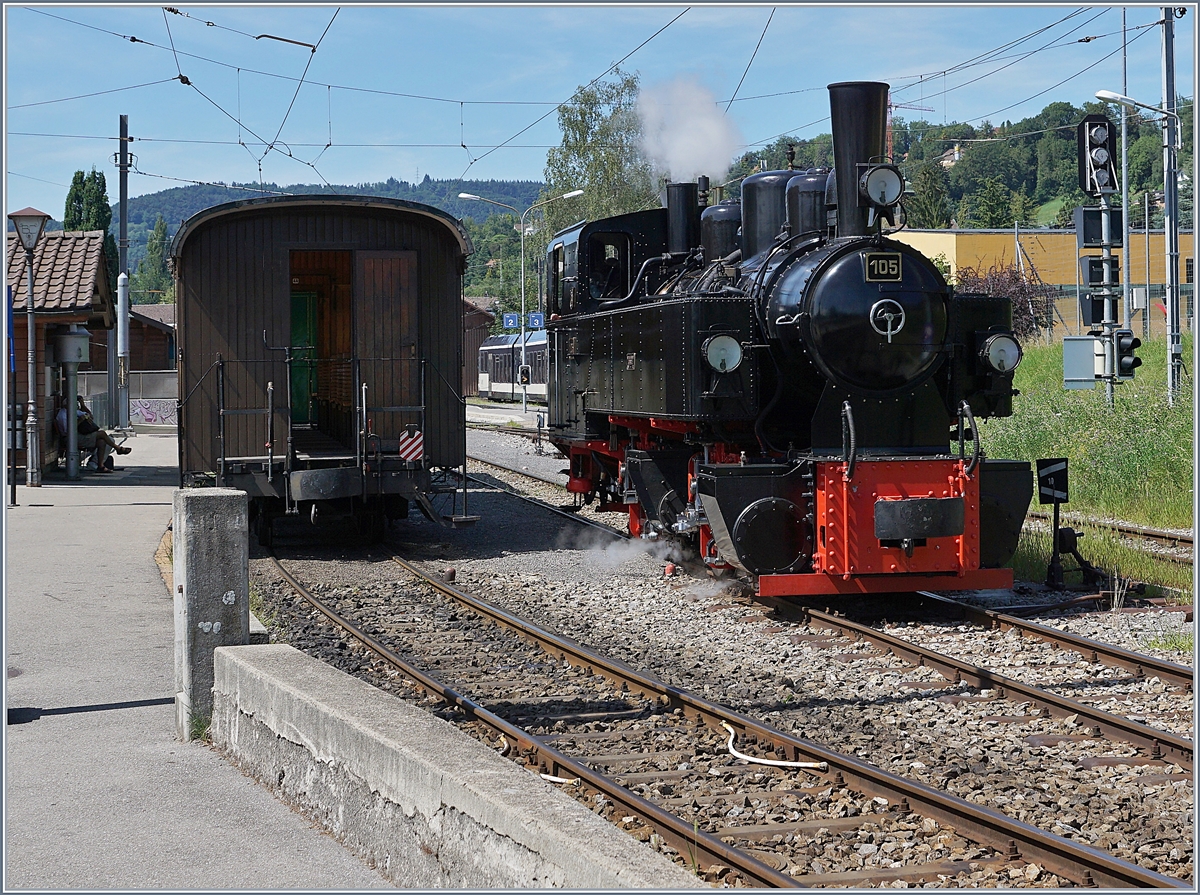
[172,195,477,544]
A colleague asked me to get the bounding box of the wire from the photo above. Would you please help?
[7,78,180,110]
[129,163,291,195]
[454,6,691,180]
[162,7,184,77]
[725,8,774,115]
[972,22,1155,124]
[6,170,72,188]
[163,6,258,40]
[261,8,339,163]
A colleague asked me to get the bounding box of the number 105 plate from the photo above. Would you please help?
[864,252,902,282]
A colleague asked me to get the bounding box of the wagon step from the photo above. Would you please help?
[413,491,479,529]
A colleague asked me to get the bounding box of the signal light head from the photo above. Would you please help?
[1089,124,1109,145]
[1114,329,1142,379]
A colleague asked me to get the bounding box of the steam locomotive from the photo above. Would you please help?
[544,81,1033,598]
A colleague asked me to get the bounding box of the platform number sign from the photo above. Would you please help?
[1036,458,1068,505]
[502,313,519,329]
[527,312,545,329]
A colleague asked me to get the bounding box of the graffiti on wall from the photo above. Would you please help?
[129,399,177,427]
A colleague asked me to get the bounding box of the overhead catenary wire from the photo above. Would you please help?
[725,8,774,115]
[260,8,339,164]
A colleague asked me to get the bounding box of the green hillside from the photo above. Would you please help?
[107,176,543,273]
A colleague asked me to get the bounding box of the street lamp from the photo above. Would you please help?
[1097,89,1185,404]
[7,206,51,488]
[459,189,583,413]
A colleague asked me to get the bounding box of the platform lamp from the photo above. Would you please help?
[1096,89,1184,405]
[459,189,583,413]
[8,207,51,488]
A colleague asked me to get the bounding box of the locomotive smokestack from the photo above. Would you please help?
[828,81,889,238]
[666,181,700,254]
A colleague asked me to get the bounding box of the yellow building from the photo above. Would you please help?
[891,228,1194,337]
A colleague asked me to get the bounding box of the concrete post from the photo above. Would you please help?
[173,488,249,741]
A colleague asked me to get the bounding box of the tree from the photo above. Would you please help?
[905,163,951,229]
[64,167,117,290]
[539,69,656,251]
[130,214,173,303]
[461,212,522,330]
[959,179,1019,228]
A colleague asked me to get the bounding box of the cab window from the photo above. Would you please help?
[588,233,630,300]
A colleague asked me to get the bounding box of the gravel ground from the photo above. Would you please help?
[456,429,1195,882]
[254,428,1195,885]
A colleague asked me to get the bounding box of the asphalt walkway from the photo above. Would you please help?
[3,432,391,889]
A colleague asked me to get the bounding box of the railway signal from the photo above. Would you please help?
[1069,113,1123,405]
[1115,329,1142,379]
[1077,114,1118,197]
[518,364,532,386]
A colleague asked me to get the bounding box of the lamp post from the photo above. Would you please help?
[7,207,51,487]
[1096,89,1184,405]
[459,189,583,413]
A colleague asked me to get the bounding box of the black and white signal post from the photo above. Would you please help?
[1076,113,1122,406]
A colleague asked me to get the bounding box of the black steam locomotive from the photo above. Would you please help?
[544,82,1033,598]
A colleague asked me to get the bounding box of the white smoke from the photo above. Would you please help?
[637,77,743,184]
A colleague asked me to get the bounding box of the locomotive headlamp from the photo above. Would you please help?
[979,333,1023,374]
[858,164,904,208]
[703,334,743,373]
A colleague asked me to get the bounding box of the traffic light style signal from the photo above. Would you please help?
[1115,329,1142,379]
[1077,114,1118,197]
[518,364,532,386]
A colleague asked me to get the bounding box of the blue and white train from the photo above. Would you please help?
[477,329,548,403]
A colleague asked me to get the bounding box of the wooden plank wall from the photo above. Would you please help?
[177,203,465,479]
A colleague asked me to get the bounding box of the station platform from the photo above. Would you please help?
[3,432,392,889]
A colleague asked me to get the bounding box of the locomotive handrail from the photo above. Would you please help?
[958,401,980,477]
[597,252,679,308]
[841,400,857,482]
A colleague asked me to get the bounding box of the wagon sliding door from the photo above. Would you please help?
[355,251,421,457]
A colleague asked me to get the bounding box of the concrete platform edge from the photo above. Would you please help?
[211,644,704,889]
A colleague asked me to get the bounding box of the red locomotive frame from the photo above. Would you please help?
[559,413,1012,599]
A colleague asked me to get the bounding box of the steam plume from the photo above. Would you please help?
[638,77,743,183]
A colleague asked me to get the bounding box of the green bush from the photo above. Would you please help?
[982,333,1193,529]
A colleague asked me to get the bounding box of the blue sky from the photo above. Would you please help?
[3,3,1195,217]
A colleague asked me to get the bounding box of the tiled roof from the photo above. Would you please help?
[131,303,175,329]
[6,230,111,314]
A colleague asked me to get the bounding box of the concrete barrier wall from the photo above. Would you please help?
[211,645,703,889]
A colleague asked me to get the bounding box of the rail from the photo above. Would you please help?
[268,547,1187,889]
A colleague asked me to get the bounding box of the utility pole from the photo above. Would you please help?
[118,114,131,429]
[1161,6,1182,404]
[111,115,132,428]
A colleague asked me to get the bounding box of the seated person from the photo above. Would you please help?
[54,396,130,473]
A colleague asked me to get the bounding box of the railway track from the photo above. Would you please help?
[467,425,1195,568]
[261,546,1186,888]
[461,443,1193,873]
[1027,511,1193,556]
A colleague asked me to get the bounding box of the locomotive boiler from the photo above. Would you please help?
[544,81,1033,597]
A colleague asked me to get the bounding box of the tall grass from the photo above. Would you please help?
[982,333,1193,529]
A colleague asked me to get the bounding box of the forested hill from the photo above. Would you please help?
[107,176,543,271]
